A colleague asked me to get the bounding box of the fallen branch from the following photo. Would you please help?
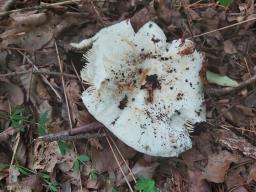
[206,73,256,96]
[0,0,81,17]
[0,70,77,78]
[36,122,104,142]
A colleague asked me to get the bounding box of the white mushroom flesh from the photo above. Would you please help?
[71,20,206,157]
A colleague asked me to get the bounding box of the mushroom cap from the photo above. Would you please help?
[78,20,205,157]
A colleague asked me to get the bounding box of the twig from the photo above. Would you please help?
[55,41,73,128]
[55,40,84,191]
[109,136,137,183]
[0,70,77,78]
[106,136,134,192]
[190,16,256,38]
[37,133,106,142]
[10,132,20,166]
[15,49,62,100]
[1,0,17,11]
[0,0,81,16]
[206,73,256,96]
[36,122,104,141]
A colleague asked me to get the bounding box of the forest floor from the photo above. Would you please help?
[0,0,256,191]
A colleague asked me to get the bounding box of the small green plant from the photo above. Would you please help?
[15,165,58,192]
[218,0,233,7]
[134,176,157,192]
[0,163,9,171]
[112,187,118,192]
[72,154,90,171]
[41,173,59,192]
[57,140,70,155]
[16,165,36,176]
[37,112,49,136]
[89,169,98,180]
[10,108,27,132]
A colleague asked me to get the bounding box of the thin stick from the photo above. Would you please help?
[71,60,86,91]
[10,132,20,166]
[55,41,73,128]
[36,122,103,141]
[0,70,77,78]
[55,41,84,191]
[190,16,256,38]
[0,0,81,16]
[106,136,134,192]
[206,73,256,96]
[15,49,62,100]
[37,133,107,142]
[109,136,137,183]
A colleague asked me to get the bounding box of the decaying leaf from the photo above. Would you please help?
[203,150,238,183]
[0,80,24,106]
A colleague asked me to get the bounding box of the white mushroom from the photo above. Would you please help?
[70,20,206,157]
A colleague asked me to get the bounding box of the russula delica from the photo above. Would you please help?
[70,20,206,157]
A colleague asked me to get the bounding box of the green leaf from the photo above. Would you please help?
[41,173,50,180]
[77,154,90,163]
[57,140,70,155]
[134,176,157,192]
[0,163,9,171]
[38,112,49,136]
[72,159,80,171]
[89,169,98,180]
[206,70,239,87]
[16,165,35,176]
[47,182,59,192]
[11,120,25,132]
[112,187,118,192]
[10,108,26,132]
[218,0,233,7]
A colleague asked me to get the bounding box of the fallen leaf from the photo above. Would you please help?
[90,138,136,173]
[247,163,256,183]
[116,160,159,186]
[188,169,211,192]
[33,141,60,172]
[225,166,247,191]
[203,150,238,183]
[215,129,256,159]
[0,80,24,106]
[224,40,237,54]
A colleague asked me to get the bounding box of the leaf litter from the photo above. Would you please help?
[0,0,256,191]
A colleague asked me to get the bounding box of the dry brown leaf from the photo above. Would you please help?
[225,166,247,192]
[33,141,59,172]
[187,8,201,21]
[57,149,80,186]
[203,150,238,183]
[182,147,206,168]
[90,139,136,172]
[0,80,24,106]
[215,129,256,159]
[116,160,159,186]
[0,127,17,143]
[65,80,94,127]
[10,12,47,27]
[224,40,237,54]
[188,169,211,192]
[247,163,256,183]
